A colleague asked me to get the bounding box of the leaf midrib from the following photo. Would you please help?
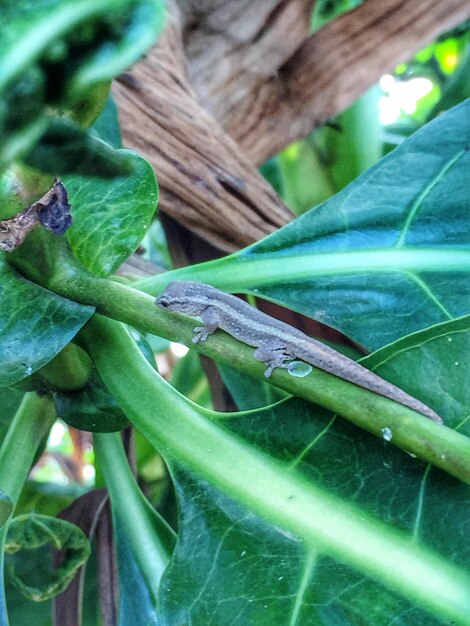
[164,248,470,293]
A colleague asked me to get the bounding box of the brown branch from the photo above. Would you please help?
[115,0,470,251]
[114,1,294,252]
[181,0,314,122]
[221,0,470,162]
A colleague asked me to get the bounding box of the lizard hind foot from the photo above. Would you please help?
[263,363,276,378]
[192,326,210,343]
[253,344,293,378]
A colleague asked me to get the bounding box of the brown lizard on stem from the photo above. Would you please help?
[155,281,442,423]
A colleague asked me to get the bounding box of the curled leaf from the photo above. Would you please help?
[5,513,90,601]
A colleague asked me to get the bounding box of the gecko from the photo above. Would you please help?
[155,281,442,424]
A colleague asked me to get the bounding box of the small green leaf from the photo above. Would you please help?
[38,343,93,392]
[311,0,363,31]
[66,81,112,129]
[0,259,94,386]
[90,94,122,148]
[0,164,54,221]
[54,370,130,432]
[4,580,52,626]
[65,151,158,276]
[15,481,87,519]
[23,119,135,178]
[5,513,90,601]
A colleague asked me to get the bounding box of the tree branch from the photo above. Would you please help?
[113,1,293,252]
[114,0,470,250]
[222,0,470,163]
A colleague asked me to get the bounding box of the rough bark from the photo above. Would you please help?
[219,0,470,162]
[181,0,314,123]
[113,1,293,252]
[115,0,470,251]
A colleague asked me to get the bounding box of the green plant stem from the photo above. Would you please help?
[0,524,9,625]
[0,392,56,504]
[39,343,92,391]
[134,248,470,294]
[52,272,470,484]
[0,392,56,626]
[93,432,175,602]
[80,316,470,625]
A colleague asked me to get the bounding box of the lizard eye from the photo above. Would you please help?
[158,297,170,308]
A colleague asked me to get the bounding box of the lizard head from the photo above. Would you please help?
[155,281,210,316]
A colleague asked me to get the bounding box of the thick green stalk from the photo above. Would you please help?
[0,392,56,626]
[93,432,175,602]
[80,317,470,625]
[0,392,56,503]
[39,343,92,391]
[51,272,470,484]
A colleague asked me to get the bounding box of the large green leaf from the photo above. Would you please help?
[64,151,158,276]
[158,317,470,625]
[144,101,470,351]
[83,317,470,625]
[0,260,93,386]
